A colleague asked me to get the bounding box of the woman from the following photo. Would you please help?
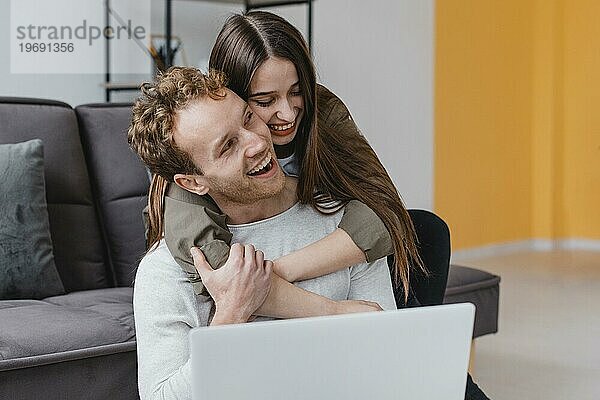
[154,10,425,309]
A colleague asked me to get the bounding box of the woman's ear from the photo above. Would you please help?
[173,174,209,196]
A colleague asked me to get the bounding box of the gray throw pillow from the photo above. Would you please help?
[0,139,65,299]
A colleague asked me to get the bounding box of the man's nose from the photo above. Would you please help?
[276,99,296,122]
[243,129,267,158]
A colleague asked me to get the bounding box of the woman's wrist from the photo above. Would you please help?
[272,258,294,282]
[332,299,383,315]
[211,306,249,326]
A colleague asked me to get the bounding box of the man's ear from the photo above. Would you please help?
[173,174,209,196]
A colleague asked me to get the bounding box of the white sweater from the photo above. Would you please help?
[133,202,397,400]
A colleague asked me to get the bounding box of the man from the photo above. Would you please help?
[129,67,397,400]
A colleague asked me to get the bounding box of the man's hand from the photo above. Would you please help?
[191,243,272,325]
[334,299,383,314]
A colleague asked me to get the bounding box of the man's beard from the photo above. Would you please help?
[206,171,286,205]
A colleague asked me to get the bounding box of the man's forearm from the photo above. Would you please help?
[254,274,338,318]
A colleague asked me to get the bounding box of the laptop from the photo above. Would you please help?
[190,303,475,400]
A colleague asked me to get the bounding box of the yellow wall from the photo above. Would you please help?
[435,0,600,250]
[434,1,535,249]
[530,0,561,239]
[562,0,600,238]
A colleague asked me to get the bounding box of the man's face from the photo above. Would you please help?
[173,89,285,205]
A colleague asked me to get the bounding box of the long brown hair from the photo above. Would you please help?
[209,11,315,172]
[210,11,425,300]
[128,67,227,250]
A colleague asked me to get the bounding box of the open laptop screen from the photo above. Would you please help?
[190,303,474,400]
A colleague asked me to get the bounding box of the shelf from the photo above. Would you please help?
[104,0,313,101]
[176,0,309,6]
[101,82,143,91]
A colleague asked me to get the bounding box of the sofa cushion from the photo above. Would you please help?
[444,265,501,337]
[0,98,111,292]
[0,139,64,299]
[76,104,149,287]
[0,288,134,360]
[0,341,138,400]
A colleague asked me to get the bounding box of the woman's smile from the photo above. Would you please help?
[268,119,296,137]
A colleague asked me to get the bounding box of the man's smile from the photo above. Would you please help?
[247,152,275,176]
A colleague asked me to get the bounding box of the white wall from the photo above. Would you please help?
[313,0,434,210]
[1,0,434,209]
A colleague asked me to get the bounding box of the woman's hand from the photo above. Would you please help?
[334,299,383,315]
[191,243,273,325]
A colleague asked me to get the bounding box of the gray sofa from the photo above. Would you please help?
[0,97,500,400]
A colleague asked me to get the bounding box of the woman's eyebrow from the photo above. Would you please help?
[248,90,276,98]
[248,81,300,98]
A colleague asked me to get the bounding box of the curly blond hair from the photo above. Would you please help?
[127,66,227,249]
[128,66,226,180]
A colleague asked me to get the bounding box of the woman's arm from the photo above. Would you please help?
[257,203,394,313]
[164,183,384,318]
[190,245,381,318]
[164,183,232,296]
[272,228,364,282]
[272,200,393,282]
[254,271,381,317]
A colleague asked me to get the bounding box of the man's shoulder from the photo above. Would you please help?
[133,239,210,334]
[135,240,186,286]
[133,239,203,313]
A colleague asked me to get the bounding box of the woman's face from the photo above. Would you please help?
[247,57,304,148]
